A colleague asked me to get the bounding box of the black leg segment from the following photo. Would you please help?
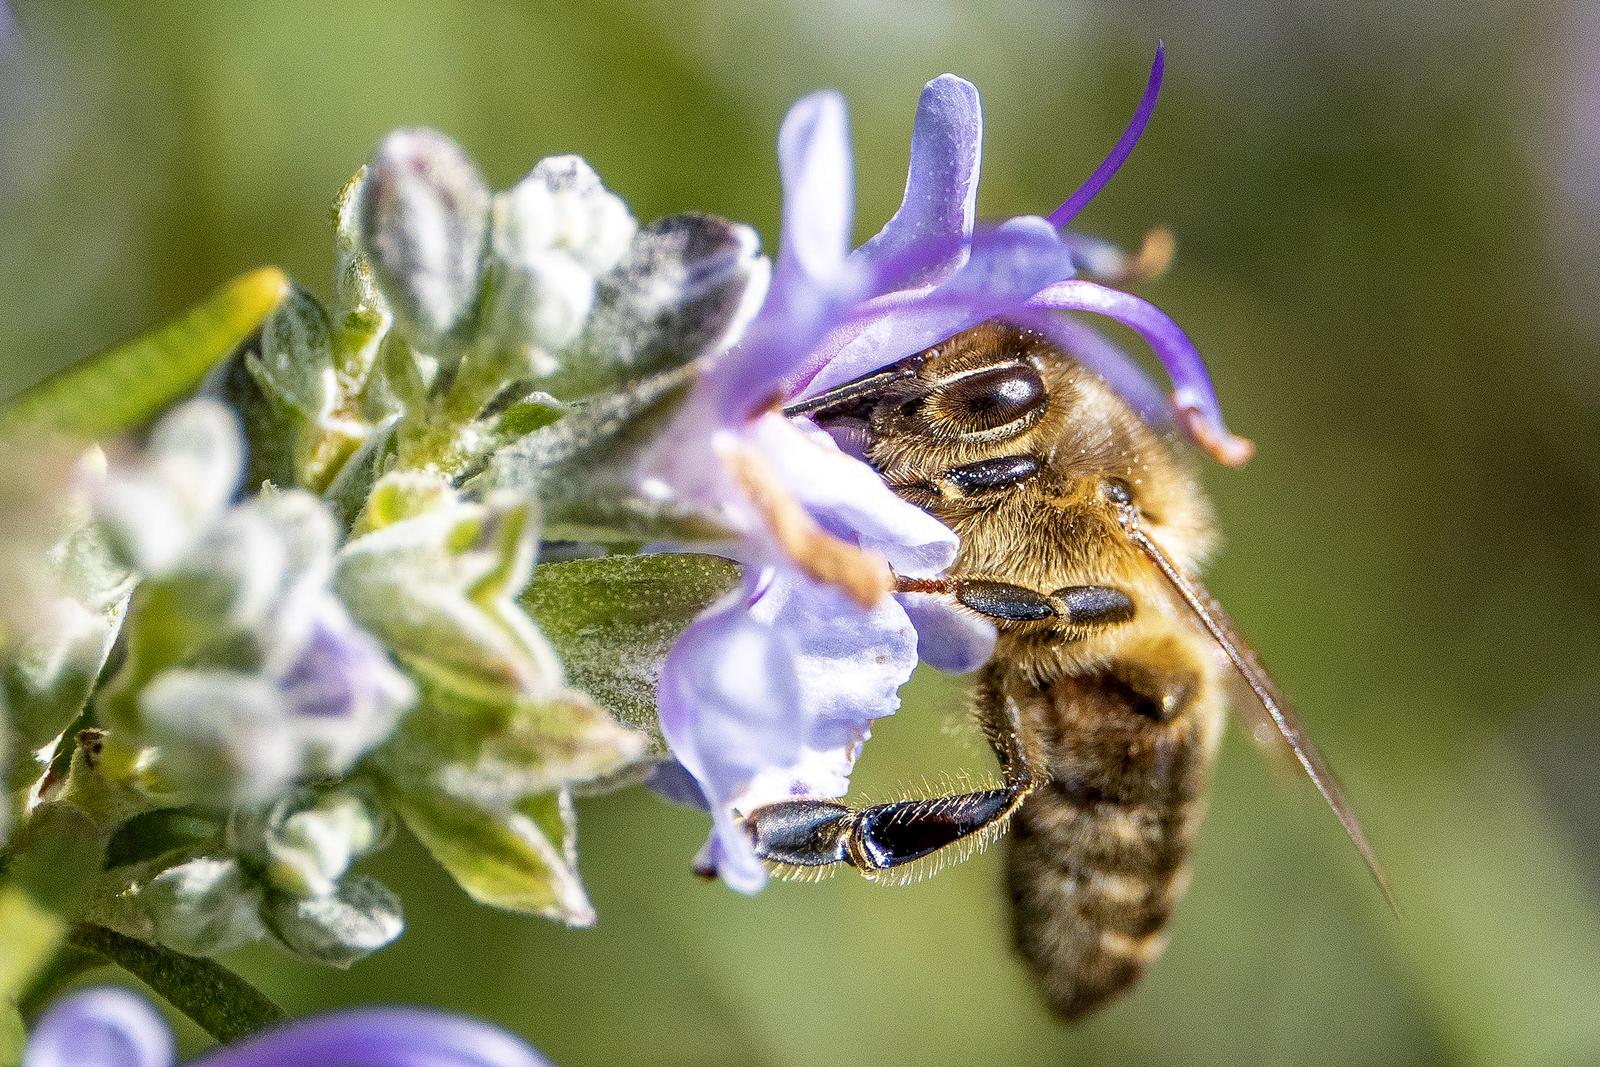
[747,786,1028,872]
[913,576,1138,629]
[744,686,1041,875]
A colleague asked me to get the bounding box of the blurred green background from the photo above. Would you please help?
[4,1,1600,1064]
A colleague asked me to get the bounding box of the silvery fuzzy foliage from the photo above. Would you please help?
[358,129,491,355]
[0,122,784,967]
[481,155,638,379]
[103,787,401,963]
[93,403,414,808]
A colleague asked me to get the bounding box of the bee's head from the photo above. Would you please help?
[790,320,1216,575]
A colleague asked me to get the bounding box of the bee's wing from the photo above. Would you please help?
[1124,516,1398,912]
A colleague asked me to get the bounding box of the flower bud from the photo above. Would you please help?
[133,600,413,807]
[249,283,337,424]
[257,788,388,899]
[481,156,637,377]
[336,492,560,702]
[93,400,242,574]
[266,874,403,967]
[138,857,266,956]
[358,129,490,352]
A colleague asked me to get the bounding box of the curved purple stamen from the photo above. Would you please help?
[1045,42,1165,229]
[1025,279,1254,465]
[22,988,553,1067]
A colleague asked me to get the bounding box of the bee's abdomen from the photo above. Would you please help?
[1007,782,1202,1019]
[991,652,1222,1020]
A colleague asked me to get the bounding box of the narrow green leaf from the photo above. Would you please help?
[67,924,285,1044]
[1,1002,23,1067]
[0,268,292,439]
[0,804,108,1002]
[521,553,740,749]
[463,365,727,544]
[388,783,594,926]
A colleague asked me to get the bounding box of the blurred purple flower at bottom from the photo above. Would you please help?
[644,46,1252,890]
[24,988,551,1067]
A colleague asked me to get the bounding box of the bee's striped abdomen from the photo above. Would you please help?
[989,652,1223,1020]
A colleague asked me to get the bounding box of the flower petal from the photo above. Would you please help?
[795,217,1079,398]
[896,591,997,675]
[688,92,861,423]
[856,74,982,286]
[23,988,174,1067]
[743,571,916,801]
[751,414,956,576]
[656,580,804,892]
[775,91,854,285]
[187,1008,550,1067]
[658,565,919,891]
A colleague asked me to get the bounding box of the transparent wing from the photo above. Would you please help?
[1120,508,1398,912]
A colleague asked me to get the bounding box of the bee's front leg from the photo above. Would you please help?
[745,682,1039,874]
[746,785,1032,872]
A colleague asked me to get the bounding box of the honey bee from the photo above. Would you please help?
[747,321,1391,1020]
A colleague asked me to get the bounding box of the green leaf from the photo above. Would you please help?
[67,923,285,1044]
[521,553,740,750]
[464,365,727,544]
[387,782,593,927]
[1,1001,23,1067]
[377,686,644,925]
[0,268,291,440]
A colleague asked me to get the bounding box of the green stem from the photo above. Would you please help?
[69,925,285,1044]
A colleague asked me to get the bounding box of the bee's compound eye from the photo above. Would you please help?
[1101,478,1134,505]
[939,363,1047,432]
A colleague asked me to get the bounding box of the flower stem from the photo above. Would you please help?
[68,924,286,1044]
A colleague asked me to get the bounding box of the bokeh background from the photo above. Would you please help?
[4,1,1599,1064]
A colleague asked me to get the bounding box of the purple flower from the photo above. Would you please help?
[643,46,1251,890]
[23,988,551,1067]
